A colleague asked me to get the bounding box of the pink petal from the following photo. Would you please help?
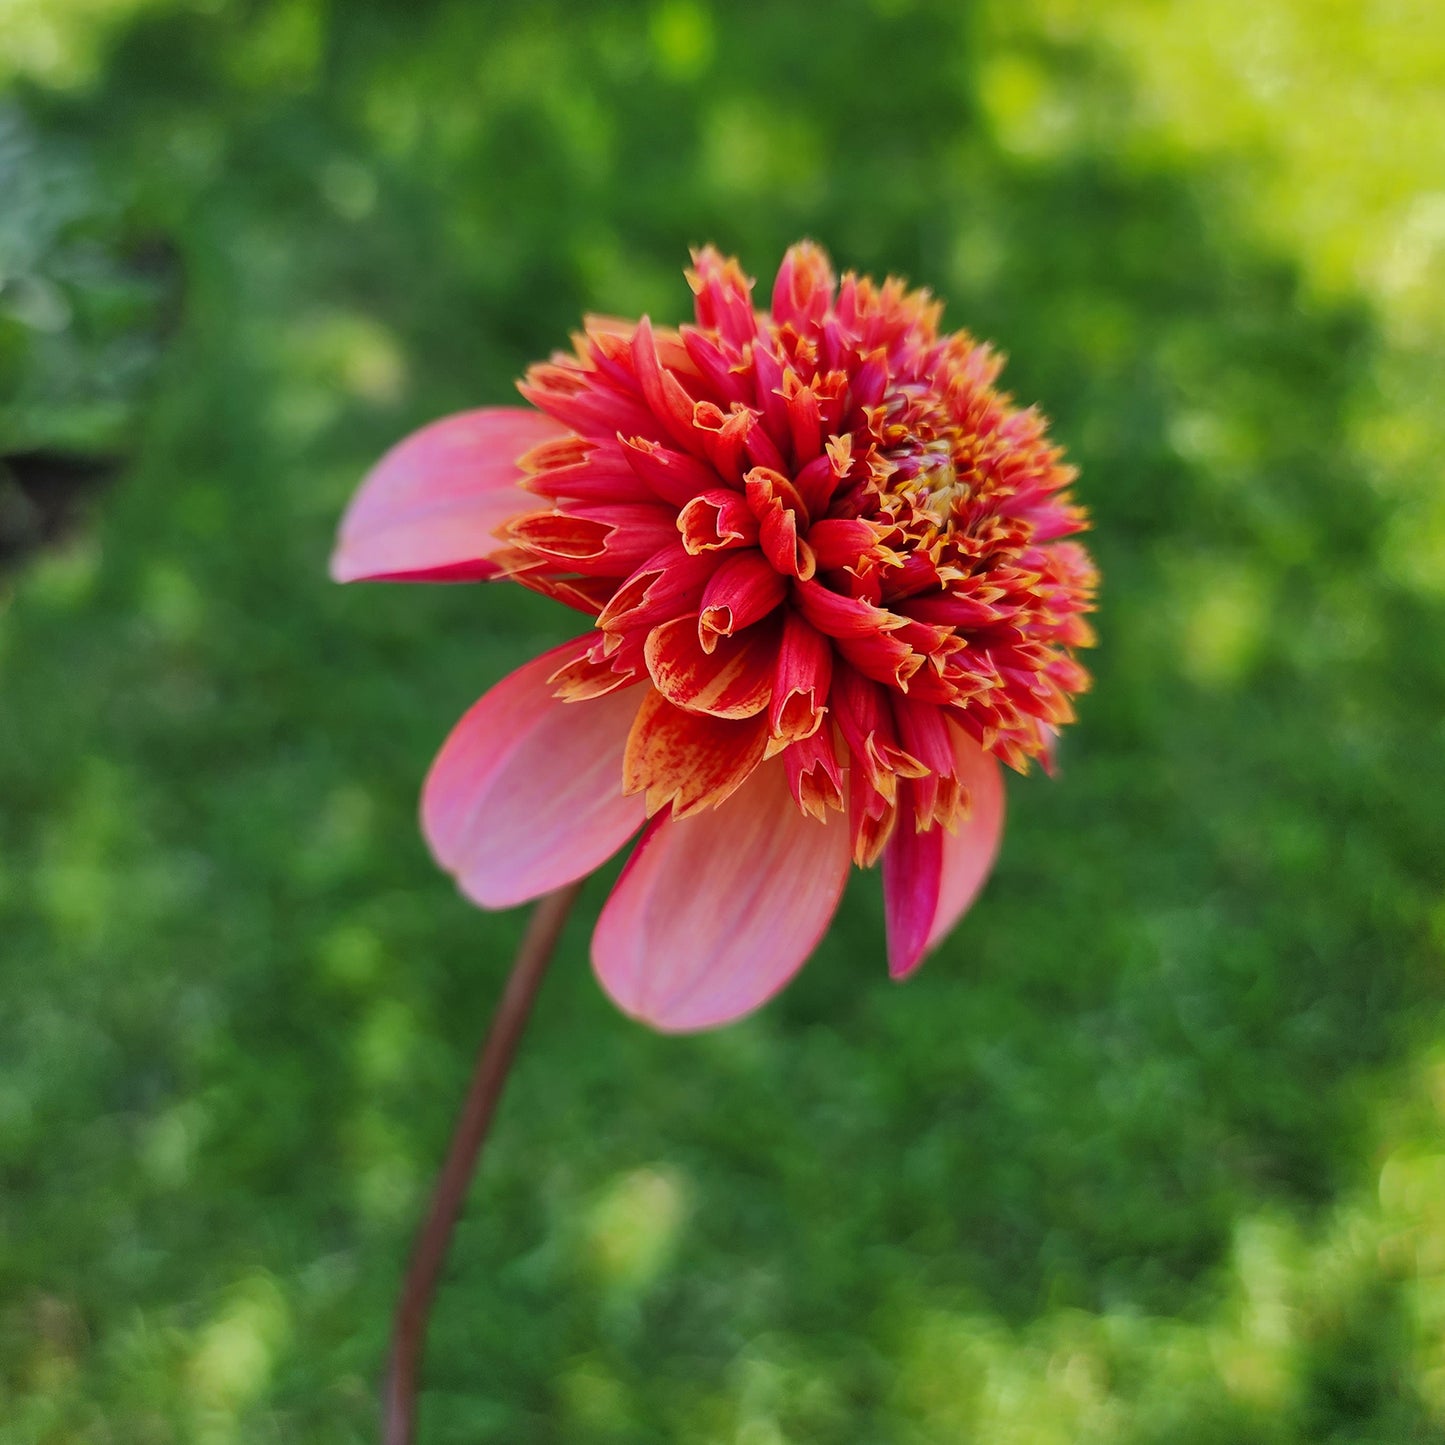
[928,734,1006,950]
[331,408,565,583]
[422,639,646,908]
[882,812,944,980]
[592,759,851,1031]
[883,730,1006,978]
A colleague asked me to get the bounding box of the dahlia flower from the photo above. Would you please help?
[332,243,1096,1031]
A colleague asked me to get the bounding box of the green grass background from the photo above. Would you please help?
[2,0,1444,1439]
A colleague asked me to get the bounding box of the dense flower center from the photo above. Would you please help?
[496,243,1096,867]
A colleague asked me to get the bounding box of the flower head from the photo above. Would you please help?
[333,243,1096,1030]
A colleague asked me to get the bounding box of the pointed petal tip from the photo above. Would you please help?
[328,546,357,584]
[882,809,943,982]
[880,731,1008,979]
[886,919,930,981]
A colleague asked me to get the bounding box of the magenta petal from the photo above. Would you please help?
[882,814,944,980]
[422,640,646,908]
[331,407,565,583]
[591,759,851,1032]
[883,729,1005,976]
[929,732,1006,949]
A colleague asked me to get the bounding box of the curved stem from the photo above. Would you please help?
[382,881,583,1445]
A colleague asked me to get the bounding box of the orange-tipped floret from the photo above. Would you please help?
[508,242,1096,864]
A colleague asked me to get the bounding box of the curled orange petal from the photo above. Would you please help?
[623,688,769,818]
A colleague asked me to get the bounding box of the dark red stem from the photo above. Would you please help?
[382,881,583,1444]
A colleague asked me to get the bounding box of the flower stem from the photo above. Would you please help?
[382,880,583,1445]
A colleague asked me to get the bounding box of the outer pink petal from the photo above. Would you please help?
[884,730,1006,978]
[331,407,566,583]
[591,759,851,1032]
[422,640,646,908]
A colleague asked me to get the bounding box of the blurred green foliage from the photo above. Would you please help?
[0,103,178,451]
[1,0,1443,1441]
